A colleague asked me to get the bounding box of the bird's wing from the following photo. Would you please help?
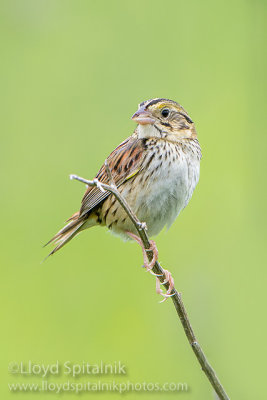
[79,136,146,217]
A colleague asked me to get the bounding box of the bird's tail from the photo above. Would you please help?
[44,212,87,258]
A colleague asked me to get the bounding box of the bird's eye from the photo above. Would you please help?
[161,108,169,118]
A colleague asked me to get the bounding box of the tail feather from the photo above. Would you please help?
[44,211,80,247]
[44,213,86,258]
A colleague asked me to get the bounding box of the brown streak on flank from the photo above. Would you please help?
[95,210,102,224]
[103,208,109,222]
[110,198,116,207]
[144,174,150,183]
[145,152,156,170]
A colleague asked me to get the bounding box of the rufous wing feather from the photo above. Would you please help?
[45,136,146,257]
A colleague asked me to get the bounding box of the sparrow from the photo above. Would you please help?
[46,98,201,299]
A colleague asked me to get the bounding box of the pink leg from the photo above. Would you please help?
[126,232,160,276]
[156,269,175,302]
[126,231,175,302]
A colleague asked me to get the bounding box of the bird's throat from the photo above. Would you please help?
[137,123,163,139]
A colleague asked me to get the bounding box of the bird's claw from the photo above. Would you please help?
[143,240,158,273]
[126,231,175,302]
[141,265,163,277]
[156,268,175,302]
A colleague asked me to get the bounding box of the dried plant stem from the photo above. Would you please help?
[69,168,230,400]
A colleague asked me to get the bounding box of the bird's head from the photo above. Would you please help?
[132,98,197,141]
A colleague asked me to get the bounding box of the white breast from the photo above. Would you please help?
[133,141,200,237]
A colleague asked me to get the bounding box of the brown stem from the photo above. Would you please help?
[70,172,230,400]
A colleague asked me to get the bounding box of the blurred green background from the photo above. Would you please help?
[1,0,266,399]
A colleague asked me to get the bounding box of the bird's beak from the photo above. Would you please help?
[131,107,155,125]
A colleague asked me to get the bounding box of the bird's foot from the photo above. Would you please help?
[143,240,158,273]
[156,269,175,303]
[126,232,161,276]
[126,231,175,302]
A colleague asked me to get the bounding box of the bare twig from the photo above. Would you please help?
[104,159,116,188]
[70,172,230,400]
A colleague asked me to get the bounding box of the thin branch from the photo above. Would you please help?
[104,159,116,188]
[70,172,230,400]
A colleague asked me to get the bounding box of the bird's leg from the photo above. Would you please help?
[156,269,175,302]
[126,231,175,301]
[126,231,160,276]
